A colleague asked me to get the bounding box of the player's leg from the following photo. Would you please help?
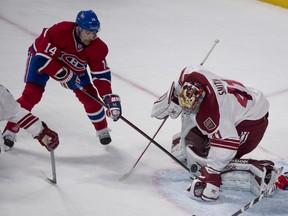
[74,82,111,145]
[235,112,269,158]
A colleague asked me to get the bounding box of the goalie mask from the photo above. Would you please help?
[178,82,205,114]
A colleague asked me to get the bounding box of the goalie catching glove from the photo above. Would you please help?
[34,122,59,151]
[103,94,122,121]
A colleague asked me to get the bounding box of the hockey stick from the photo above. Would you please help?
[231,166,283,216]
[231,185,277,216]
[119,116,168,181]
[200,39,220,66]
[75,83,189,172]
[47,150,57,184]
[41,150,57,184]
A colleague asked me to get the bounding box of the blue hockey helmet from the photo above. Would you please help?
[75,10,100,32]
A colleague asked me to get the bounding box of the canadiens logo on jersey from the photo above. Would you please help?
[60,52,87,73]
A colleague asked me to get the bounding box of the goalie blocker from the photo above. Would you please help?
[171,127,283,198]
[151,82,182,120]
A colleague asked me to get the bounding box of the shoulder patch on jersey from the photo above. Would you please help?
[203,117,216,131]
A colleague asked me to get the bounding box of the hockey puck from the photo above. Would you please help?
[190,164,198,173]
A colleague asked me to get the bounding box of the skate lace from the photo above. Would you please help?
[97,129,111,139]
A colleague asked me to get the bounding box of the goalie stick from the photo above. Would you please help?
[200,39,220,66]
[231,166,283,216]
[119,116,168,181]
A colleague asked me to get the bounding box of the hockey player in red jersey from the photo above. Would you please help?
[0,85,59,152]
[2,10,121,148]
[151,65,283,201]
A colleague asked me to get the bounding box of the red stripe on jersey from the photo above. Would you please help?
[210,138,240,150]
[17,113,39,129]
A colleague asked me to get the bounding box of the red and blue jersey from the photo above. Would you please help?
[29,21,112,96]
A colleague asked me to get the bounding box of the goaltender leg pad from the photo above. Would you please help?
[185,150,281,196]
[151,82,182,119]
[221,159,280,196]
[249,160,279,196]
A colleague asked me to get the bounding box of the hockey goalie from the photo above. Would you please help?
[151,65,287,201]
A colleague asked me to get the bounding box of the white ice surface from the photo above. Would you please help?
[0,0,287,216]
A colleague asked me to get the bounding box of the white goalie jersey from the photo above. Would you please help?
[151,66,281,199]
[178,66,269,171]
[152,65,269,172]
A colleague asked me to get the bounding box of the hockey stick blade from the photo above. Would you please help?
[119,117,168,181]
[49,150,57,184]
[119,169,134,181]
[47,176,57,184]
[40,150,57,185]
[40,171,57,184]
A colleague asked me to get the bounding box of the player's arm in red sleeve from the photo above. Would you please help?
[33,24,71,82]
[88,40,112,97]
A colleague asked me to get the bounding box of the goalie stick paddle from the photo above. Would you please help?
[119,116,168,181]
[75,83,190,173]
[231,166,283,216]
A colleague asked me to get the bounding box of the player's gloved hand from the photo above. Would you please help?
[103,94,122,121]
[275,172,288,190]
[34,122,59,151]
[57,68,78,90]
[187,166,221,201]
